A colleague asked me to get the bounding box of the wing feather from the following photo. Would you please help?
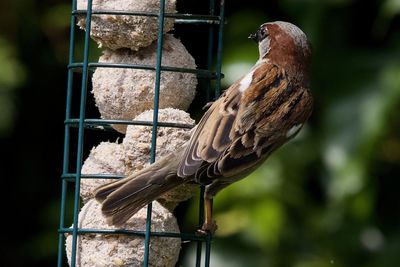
[177,61,310,183]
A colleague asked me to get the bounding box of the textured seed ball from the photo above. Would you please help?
[76,0,176,51]
[80,142,126,203]
[65,200,181,267]
[123,108,197,210]
[92,34,197,133]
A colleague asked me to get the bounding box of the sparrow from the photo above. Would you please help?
[95,21,313,234]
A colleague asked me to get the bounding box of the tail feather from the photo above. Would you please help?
[94,152,185,226]
[95,178,131,203]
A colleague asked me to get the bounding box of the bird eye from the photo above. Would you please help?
[249,27,269,43]
[259,28,268,40]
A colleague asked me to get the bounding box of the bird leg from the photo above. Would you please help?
[197,197,218,235]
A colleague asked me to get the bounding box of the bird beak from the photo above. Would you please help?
[248,31,258,42]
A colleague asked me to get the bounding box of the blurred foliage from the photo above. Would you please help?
[0,36,26,136]
[0,0,399,266]
[184,0,400,266]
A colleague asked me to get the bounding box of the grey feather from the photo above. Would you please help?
[94,149,186,226]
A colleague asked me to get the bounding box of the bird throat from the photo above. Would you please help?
[258,37,271,59]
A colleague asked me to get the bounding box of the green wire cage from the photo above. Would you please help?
[57,0,226,266]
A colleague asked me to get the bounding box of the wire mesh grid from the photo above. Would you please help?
[57,0,226,266]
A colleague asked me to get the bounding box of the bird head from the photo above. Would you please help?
[250,21,311,82]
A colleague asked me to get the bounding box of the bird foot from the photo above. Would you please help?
[196,220,218,236]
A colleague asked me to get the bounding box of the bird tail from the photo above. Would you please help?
[94,152,185,226]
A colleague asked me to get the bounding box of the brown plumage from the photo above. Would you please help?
[95,21,313,232]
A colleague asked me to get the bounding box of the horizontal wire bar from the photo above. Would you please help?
[65,118,195,129]
[59,227,207,241]
[68,62,224,79]
[174,19,220,25]
[72,10,220,23]
[62,173,124,181]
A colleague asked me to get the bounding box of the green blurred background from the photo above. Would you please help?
[1,0,399,266]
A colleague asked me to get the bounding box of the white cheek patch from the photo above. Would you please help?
[286,124,303,138]
[258,36,271,57]
[238,69,255,92]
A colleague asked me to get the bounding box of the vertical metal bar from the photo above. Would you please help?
[204,1,225,266]
[70,0,93,266]
[143,0,166,266]
[58,0,77,266]
[204,233,212,267]
[57,181,68,267]
[196,1,216,265]
[195,185,206,267]
[197,0,216,263]
[205,0,215,102]
[214,0,225,98]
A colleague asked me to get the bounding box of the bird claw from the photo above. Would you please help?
[196,220,218,236]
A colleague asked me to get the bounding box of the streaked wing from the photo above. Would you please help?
[177,61,311,183]
[177,81,241,178]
